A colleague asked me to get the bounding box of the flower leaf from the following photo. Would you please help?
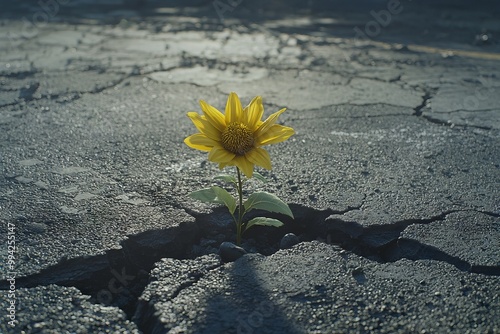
[252,171,267,183]
[214,174,237,184]
[189,188,220,203]
[189,187,237,215]
[243,192,294,218]
[211,186,236,215]
[245,217,284,232]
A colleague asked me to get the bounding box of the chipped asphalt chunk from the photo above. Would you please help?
[14,176,34,184]
[115,193,149,205]
[52,167,90,175]
[18,159,43,166]
[59,206,80,214]
[74,192,98,201]
[34,180,49,189]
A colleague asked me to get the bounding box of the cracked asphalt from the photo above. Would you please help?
[0,0,499,333]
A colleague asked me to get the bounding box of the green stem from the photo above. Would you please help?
[236,167,244,246]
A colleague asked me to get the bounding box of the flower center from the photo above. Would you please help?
[221,122,254,155]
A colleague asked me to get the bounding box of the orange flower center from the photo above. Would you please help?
[221,122,254,155]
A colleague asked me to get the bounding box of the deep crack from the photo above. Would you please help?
[133,259,223,334]
[0,221,200,319]
[0,203,498,333]
[413,88,436,116]
[325,209,500,276]
[410,88,495,131]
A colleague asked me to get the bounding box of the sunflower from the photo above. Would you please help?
[184,92,295,178]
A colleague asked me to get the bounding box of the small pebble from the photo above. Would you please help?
[25,222,47,234]
[34,180,49,189]
[60,206,79,214]
[280,233,300,249]
[15,176,33,184]
[219,241,246,262]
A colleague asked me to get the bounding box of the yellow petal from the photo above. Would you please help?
[187,112,221,141]
[199,100,226,132]
[254,108,287,138]
[225,92,243,124]
[184,133,218,151]
[256,124,294,146]
[208,147,236,163]
[233,156,254,178]
[244,96,264,131]
[246,147,272,170]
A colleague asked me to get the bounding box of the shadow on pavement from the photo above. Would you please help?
[203,257,303,334]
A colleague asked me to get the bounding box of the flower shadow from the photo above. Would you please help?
[199,254,304,334]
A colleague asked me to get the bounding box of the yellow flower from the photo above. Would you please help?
[184,92,294,177]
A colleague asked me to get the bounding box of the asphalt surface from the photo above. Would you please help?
[0,0,499,333]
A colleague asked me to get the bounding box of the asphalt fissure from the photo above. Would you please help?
[0,220,200,319]
[133,260,223,334]
[325,209,500,276]
[412,88,436,117]
[1,204,498,331]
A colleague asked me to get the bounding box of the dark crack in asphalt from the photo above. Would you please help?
[413,88,437,117]
[0,221,199,319]
[326,209,500,276]
[1,200,498,332]
[133,259,223,334]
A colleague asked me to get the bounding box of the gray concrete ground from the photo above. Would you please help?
[0,0,499,333]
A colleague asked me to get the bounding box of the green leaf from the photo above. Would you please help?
[245,217,284,231]
[188,187,237,215]
[189,188,220,203]
[211,186,236,215]
[214,174,237,184]
[243,192,294,218]
[252,171,267,183]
